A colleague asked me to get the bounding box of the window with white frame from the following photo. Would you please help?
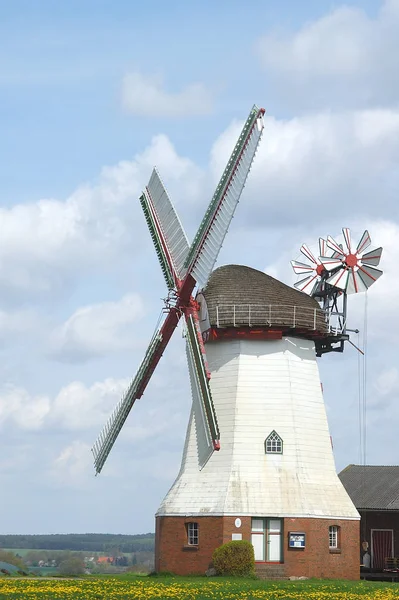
[187,522,199,545]
[265,431,283,454]
[329,525,339,549]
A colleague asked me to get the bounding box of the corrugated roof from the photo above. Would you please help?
[202,264,327,333]
[339,465,399,510]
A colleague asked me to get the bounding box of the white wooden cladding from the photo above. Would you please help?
[190,118,264,288]
[157,337,359,519]
[146,168,190,280]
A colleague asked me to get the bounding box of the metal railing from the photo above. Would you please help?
[211,303,332,334]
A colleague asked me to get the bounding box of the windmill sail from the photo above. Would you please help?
[185,313,220,463]
[291,239,331,296]
[321,228,383,294]
[92,308,182,474]
[361,247,382,267]
[184,105,265,288]
[294,274,320,295]
[141,168,190,289]
[186,342,213,469]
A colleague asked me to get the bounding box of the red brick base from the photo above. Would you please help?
[155,515,359,579]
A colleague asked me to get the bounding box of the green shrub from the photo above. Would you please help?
[58,556,85,577]
[212,540,254,576]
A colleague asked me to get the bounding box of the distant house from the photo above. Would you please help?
[339,465,399,570]
[97,556,112,565]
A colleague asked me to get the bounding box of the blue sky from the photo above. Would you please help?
[0,0,380,200]
[0,0,398,534]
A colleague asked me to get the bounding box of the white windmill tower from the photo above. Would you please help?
[92,107,383,580]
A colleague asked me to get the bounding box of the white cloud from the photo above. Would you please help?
[0,135,203,303]
[50,378,129,431]
[258,6,369,75]
[374,367,398,398]
[50,294,145,362]
[0,307,40,341]
[51,440,93,486]
[6,105,397,310]
[211,110,399,227]
[0,366,188,438]
[0,443,33,473]
[364,365,399,458]
[49,440,182,490]
[0,377,127,432]
[257,0,399,108]
[122,71,214,117]
[0,386,51,431]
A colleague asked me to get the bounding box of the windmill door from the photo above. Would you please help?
[371,529,393,570]
[251,518,283,562]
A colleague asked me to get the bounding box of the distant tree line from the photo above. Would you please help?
[0,533,155,553]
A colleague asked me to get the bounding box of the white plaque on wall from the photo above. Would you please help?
[235,518,242,528]
[232,533,242,541]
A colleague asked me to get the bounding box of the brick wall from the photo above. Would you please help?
[222,516,251,545]
[155,515,359,579]
[155,516,224,575]
[283,517,359,580]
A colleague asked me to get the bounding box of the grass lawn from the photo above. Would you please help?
[1,575,399,599]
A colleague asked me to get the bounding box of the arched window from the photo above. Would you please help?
[265,431,283,454]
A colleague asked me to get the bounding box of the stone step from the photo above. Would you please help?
[255,564,286,580]
[255,564,285,570]
[256,568,285,573]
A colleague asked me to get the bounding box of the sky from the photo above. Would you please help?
[0,0,398,535]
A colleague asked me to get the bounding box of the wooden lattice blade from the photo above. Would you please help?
[184,105,265,288]
[141,168,190,289]
[92,308,181,474]
[185,313,219,468]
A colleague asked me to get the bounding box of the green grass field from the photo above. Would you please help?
[1,548,32,558]
[1,575,399,599]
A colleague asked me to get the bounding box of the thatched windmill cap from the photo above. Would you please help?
[201,264,328,335]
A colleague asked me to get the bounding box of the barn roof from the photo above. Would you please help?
[202,264,327,334]
[339,465,399,510]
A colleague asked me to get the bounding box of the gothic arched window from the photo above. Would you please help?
[265,431,283,454]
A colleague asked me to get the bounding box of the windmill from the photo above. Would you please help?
[92,105,266,474]
[291,228,383,355]
[92,107,382,580]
